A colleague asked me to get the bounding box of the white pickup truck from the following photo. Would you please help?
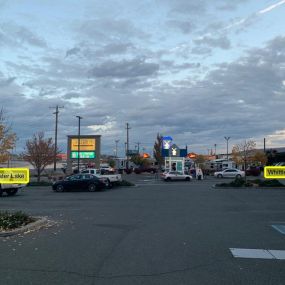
[80,169,122,188]
[0,184,25,196]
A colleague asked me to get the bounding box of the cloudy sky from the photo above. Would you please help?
[0,0,285,156]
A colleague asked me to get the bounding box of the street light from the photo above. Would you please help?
[76,116,82,172]
[224,137,231,161]
[115,140,119,158]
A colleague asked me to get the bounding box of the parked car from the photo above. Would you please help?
[214,169,245,179]
[52,174,106,192]
[0,183,26,196]
[100,166,114,173]
[161,171,192,181]
[80,169,122,188]
[246,166,261,176]
[134,166,157,174]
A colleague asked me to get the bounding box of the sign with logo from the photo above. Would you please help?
[71,138,96,151]
[71,151,96,159]
[162,136,173,150]
[170,144,180,157]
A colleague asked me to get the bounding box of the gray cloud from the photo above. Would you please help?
[65,47,80,58]
[0,22,46,48]
[89,58,159,78]
[76,18,149,42]
[166,20,195,34]
[216,0,249,11]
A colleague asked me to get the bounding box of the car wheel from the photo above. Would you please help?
[106,179,112,189]
[166,177,171,182]
[88,184,96,192]
[236,174,242,179]
[6,188,18,196]
[217,174,223,178]
[185,177,190,181]
[56,184,64,192]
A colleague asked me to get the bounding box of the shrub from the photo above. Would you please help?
[258,179,284,187]
[0,211,35,230]
[228,178,245,187]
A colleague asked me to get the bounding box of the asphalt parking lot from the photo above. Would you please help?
[1,176,285,285]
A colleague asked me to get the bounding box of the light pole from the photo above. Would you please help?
[115,140,119,158]
[224,137,231,161]
[50,105,64,171]
[76,116,82,172]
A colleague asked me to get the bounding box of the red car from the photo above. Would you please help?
[246,167,261,176]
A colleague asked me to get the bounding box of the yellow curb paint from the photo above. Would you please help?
[0,168,29,184]
[264,166,285,179]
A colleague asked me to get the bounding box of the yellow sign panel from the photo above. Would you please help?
[71,138,96,151]
[0,168,30,184]
[264,166,285,179]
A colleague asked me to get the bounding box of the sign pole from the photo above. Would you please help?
[76,116,82,173]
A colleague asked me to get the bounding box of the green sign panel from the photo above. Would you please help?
[176,161,183,172]
[71,152,96,159]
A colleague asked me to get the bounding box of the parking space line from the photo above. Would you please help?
[230,248,285,260]
[272,225,285,235]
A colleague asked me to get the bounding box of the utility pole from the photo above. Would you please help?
[214,144,217,156]
[76,116,82,173]
[224,137,231,161]
[126,123,131,169]
[264,138,266,153]
[115,140,119,157]
[50,105,64,171]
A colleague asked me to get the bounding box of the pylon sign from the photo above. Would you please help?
[161,136,187,157]
[170,144,180,157]
[162,136,173,149]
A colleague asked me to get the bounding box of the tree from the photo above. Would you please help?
[130,155,149,167]
[194,155,206,169]
[252,151,267,166]
[232,140,256,181]
[107,158,115,168]
[22,132,59,182]
[0,109,17,163]
[195,155,206,164]
[153,133,164,169]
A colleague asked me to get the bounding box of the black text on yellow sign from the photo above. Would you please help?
[264,166,285,179]
[0,168,30,184]
[71,138,96,151]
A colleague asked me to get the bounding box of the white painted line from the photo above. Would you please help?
[230,248,275,259]
[272,225,285,235]
[268,250,285,260]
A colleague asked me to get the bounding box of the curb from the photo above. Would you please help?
[0,217,49,237]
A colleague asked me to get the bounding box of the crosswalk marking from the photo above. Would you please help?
[230,248,285,260]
